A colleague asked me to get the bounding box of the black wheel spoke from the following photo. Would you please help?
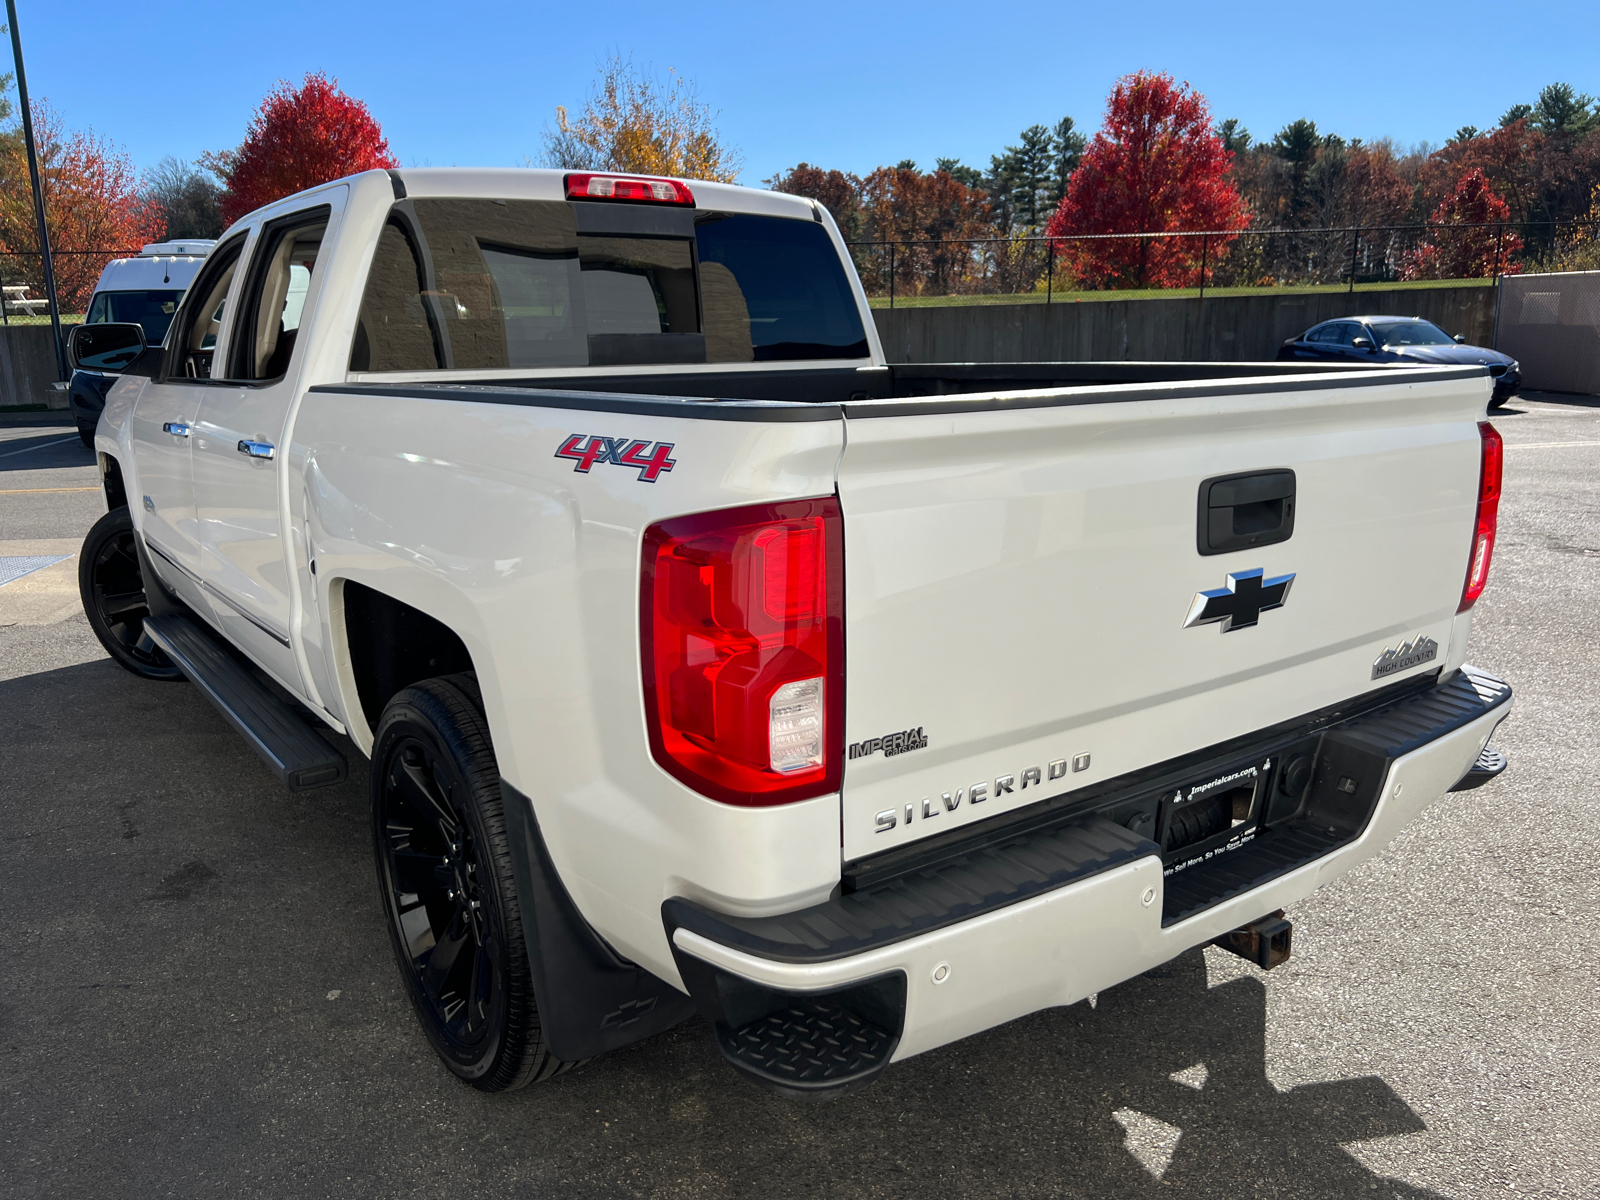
[395,758,458,838]
[422,909,473,999]
[98,588,149,620]
[390,846,448,894]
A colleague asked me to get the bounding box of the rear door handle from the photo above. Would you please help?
[237,439,275,460]
[162,422,190,438]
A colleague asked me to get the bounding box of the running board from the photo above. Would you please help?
[143,614,347,792]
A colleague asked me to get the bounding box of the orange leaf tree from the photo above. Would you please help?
[203,73,397,227]
[1044,72,1250,289]
[1401,168,1523,280]
[0,100,162,311]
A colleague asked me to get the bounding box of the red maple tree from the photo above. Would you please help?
[1045,72,1249,289]
[1401,169,1523,280]
[204,73,398,227]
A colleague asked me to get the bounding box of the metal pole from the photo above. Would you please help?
[1491,222,1504,279]
[888,243,895,310]
[1046,238,1054,304]
[1348,226,1359,295]
[0,254,9,327]
[7,0,67,381]
[1196,234,1208,360]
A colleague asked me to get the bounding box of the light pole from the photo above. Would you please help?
[6,0,66,381]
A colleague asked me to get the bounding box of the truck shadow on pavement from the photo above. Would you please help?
[1,654,1443,1200]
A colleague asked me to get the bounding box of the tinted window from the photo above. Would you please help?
[1306,324,1338,343]
[696,215,868,361]
[86,289,184,343]
[1370,320,1456,347]
[1330,322,1361,345]
[350,199,868,373]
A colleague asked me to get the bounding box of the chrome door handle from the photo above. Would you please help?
[237,439,275,460]
[162,422,190,437]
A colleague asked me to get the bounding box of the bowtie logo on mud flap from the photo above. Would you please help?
[555,435,678,482]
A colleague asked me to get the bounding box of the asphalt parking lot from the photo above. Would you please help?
[2,395,1598,1199]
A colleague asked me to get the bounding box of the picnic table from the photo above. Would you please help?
[2,284,48,317]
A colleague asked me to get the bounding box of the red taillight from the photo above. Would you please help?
[565,172,695,206]
[641,498,842,806]
[1459,421,1503,612]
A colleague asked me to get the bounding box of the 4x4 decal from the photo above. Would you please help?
[555,435,678,482]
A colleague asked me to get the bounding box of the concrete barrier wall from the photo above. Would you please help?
[871,284,1498,364]
[0,324,66,406]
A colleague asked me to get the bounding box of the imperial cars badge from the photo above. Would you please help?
[1183,567,1296,632]
[1372,634,1439,679]
[849,727,928,760]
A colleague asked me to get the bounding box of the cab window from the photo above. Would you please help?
[166,236,245,380]
[229,208,330,381]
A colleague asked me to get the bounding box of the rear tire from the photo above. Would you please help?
[371,675,570,1091]
[78,507,183,681]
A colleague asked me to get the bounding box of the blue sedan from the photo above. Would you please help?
[1278,315,1520,408]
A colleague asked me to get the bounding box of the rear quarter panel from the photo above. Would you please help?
[289,389,846,984]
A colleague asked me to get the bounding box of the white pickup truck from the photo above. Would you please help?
[70,167,1512,1098]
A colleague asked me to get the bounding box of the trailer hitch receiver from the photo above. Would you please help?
[1215,910,1293,970]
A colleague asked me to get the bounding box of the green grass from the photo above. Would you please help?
[1,313,85,327]
[866,276,1497,309]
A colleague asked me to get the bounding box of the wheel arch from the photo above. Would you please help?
[98,452,128,512]
[328,572,490,753]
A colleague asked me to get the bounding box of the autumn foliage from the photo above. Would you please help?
[1401,169,1523,280]
[542,57,741,182]
[1045,72,1249,288]
[203,73,397,227]
[0,100,163,310]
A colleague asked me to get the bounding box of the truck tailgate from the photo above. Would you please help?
[835,369,1487,860]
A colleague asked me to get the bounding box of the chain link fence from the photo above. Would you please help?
[847,222,1600,307]
[0,249,143,324]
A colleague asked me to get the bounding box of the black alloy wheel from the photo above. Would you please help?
[78,506,183,681]
[371,676,567,1091]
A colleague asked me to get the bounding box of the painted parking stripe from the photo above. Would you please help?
[0,436,79,459]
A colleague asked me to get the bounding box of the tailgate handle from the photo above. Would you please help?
[1198,470,1296,556]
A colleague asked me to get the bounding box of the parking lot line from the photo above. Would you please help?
[0,436,79,459]
[0,487,101,494]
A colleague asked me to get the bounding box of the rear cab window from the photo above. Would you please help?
[349,197,868,373]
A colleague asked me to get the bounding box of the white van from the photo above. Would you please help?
[84,240,217,344]
[70,241,216,445]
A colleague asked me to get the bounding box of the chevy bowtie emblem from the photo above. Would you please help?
[1184,568,1296,632]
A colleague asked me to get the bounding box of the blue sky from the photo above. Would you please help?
[11,0,1600,184]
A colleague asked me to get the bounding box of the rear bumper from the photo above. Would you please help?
[665,666,1510,1094]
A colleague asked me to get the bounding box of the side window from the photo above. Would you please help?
[166,236,245,380]
[228,209,330,382]
[1331,322,1360,346]
[1307,324,1336,343]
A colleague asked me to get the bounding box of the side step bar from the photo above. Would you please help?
[143,614,347,791]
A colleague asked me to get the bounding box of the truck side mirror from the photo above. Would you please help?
[68,322,146,373]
